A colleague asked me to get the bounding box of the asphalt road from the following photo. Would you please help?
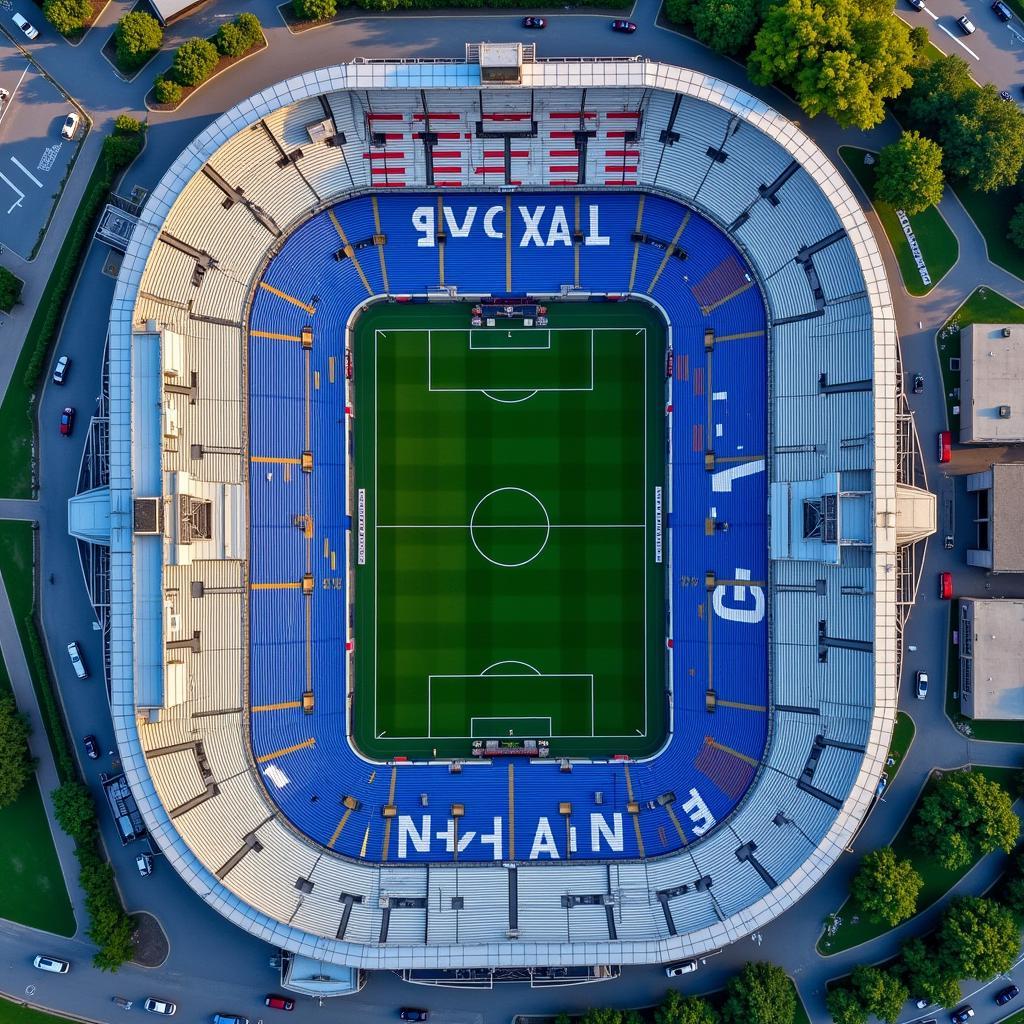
[0,0,1021,1021]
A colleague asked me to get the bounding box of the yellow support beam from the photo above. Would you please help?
[256,737,315,763]
[258,282,316,314]
[251,700,303,712]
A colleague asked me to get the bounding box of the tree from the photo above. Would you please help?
[171,37,219,87]
[153,76,183,106]
[665,0,695,22]
[874,132,945,215]
[901,937,962,1009]
[0,266,23,313]
[825,987,866,1024]
[934,896,1021,981]
[52,780,97,841]
[1001,852,1024,919]
[850,965,908,1024]
[940,85,1024,192]
[0,694,33,810]
[691,0,760,55]
[294,0,337,19]
[909,24,929,52]
[849,847,924,926]
[747,0,914,129]
[114,11,162,69]
[894,54,975,137]
[42,0,92,34]
[235,12,263,48]
[656,990,720,1024]
[580,1011,624,1024]
[913,770,1020,871]
[720,962,796,1024]
[215,22,247,57]
[114,114,144,134]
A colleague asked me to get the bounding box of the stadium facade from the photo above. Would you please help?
[76,47,916,978]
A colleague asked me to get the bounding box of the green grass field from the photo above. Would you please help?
[353,302,665,759]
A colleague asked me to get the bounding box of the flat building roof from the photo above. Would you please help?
[960,324,1024,443]
[961,598,1024,720]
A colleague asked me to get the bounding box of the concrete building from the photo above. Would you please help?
[965,464,1024,572]
[959,324,1024,444]
[958,599,1024,720]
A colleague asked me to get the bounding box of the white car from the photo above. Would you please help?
[53,355,70,385]
[915,671,929,699]
[136,853,154,876]
[67,641,88,679]
[144,999,176,1016]
[33,955,70,974]
[61,113,80,140]
[11,12,39,39]
[957,14,976,32]
[665,959,699,977]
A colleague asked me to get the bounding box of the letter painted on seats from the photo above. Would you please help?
[681,788,716,837]
[585,204,610,246]
[483,205,504,239]
[411,206,435,248]
[435,819,476,854]
[519,205,546,247]
[711,458,764,493]
[398,815,431,858]
[713,566,765,624]
[546,206,571,247]
[443,205,477,238]
[529,817,559,859]
[480,817,503,860]
[591,812,624,853]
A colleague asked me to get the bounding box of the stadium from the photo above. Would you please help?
[85,44,912,985]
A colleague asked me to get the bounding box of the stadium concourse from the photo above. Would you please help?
[91,50,899,975]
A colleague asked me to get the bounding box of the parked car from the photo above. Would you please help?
[912,373,924,393]
[876,772,888,797]
[211,1014,248,1024]
[907,0,925,9]
[995,985,1020,1006]
[61,112,80,140]
[11,12,39,39]
[522,16,546,27]
[59,407,74,436]
[83,735,99,759]
[611,19,637,31]
[136,852,154,876]
[144,999,176,1016]
[956,14,976,32]
[992,0,1013,21]
[914,671,928,699]
[939,571,953,600]
[32,955,69,974]
[67,641,88,679]
[399,1012,429,1022]
[949,1007,974,1024]
[264,996,294,1012]
[665,959,699,977]
[938,429,951,463]
[52,355,70,385]
[916,1000,931,1010]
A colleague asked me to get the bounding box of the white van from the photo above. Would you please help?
[67,642,87,679]
[33,955,70,973]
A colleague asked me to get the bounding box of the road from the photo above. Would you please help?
[0,0,1021,1021]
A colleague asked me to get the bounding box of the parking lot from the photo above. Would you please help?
[0,31,83,259]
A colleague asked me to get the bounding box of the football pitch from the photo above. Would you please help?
[352,303,666,759]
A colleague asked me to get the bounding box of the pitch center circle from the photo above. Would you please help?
[469,487,550,568]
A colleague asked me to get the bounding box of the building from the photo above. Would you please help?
[958,599,1024,720]
[965,463,1024,572]
[959,323,1024,444]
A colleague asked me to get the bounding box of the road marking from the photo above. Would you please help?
[0,171,24,213]
[11,157,42,187]
[936,21,980,59]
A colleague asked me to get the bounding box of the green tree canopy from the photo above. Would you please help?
[849,846,924,926]
[580,1010,624,1024]
[43,0,92,34]
[825,988,866,1024]
[656,990,720,1024]
[747,0,914,129]
[0,693,33,810]
[850,965,908,1024]
[691,0,761,55]
[171,37,219,87]
[913,770,1020,871]
[1001,851,1024,919]
[114,11,162,68]
[153,77,183,106]
[721,962,796,1024]
[901,937,962,1009]
[874,131,945,215]
[940,85,1024,192]
[52,780,96,841]
[215,22,247,57]
[895,54,975,136]
[934,896,1021,981]
[294,0,337,19]
[235,12,263,47]
[0,266,23,313]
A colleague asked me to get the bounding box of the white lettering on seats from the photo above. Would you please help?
[546,206,571,247]
[713,566,765,624]
[483,204,504,239]
[586,205,610,245]
[529,817,560,859]
[590,813,624,852]
[681,788,716,836]
[711,458,765,493]
[443,206,478,238]
[519,206,546,247]
[398,815,431,857]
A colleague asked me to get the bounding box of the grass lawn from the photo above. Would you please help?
[840,146,958,296]
[952,180,1024,281]
[0,1000,85,1024]
[936,288,1024,439]
[883,711,916,786]
[818,764,1021,955]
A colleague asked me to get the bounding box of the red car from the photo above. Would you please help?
[939,571,953,600]
[59,407,75,436]
[937,430,951,463]
[522,15,545,27]
[263,997,293,1012]
[611,18,637,31]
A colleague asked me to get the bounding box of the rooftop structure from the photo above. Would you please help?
[959,324,1024,444]
[965,464,1024,573]
[958,599,1024,720]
